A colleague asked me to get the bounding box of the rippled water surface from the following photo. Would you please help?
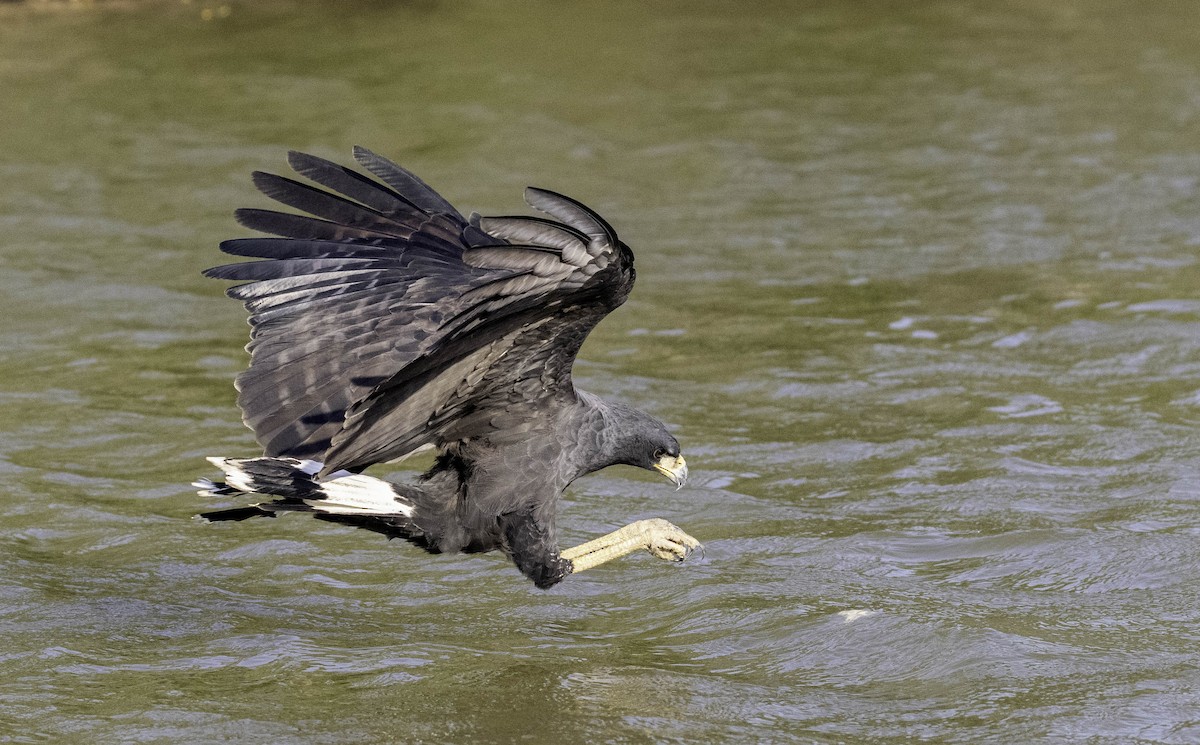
[4,1,1200,742]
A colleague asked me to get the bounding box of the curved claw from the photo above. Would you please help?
[643,518,702,562]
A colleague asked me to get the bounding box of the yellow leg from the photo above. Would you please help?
[562,518,701,574]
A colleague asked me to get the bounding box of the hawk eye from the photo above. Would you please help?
[653,448,665,460]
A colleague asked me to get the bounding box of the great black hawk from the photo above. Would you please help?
[195,148,699,589]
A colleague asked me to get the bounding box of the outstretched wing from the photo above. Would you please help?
[206,147,635,476]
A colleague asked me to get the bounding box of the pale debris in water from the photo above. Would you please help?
[837,609,877,623]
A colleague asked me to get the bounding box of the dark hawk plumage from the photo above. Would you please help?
[197,148,695,589]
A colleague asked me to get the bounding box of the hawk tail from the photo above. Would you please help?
[195,457,418,527]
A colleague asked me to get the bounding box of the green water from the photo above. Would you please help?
[3,1,1200,742]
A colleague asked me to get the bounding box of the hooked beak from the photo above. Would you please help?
[653,454,688,490]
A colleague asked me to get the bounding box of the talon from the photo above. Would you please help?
[562,518,702,573]
[644,522,702,563]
